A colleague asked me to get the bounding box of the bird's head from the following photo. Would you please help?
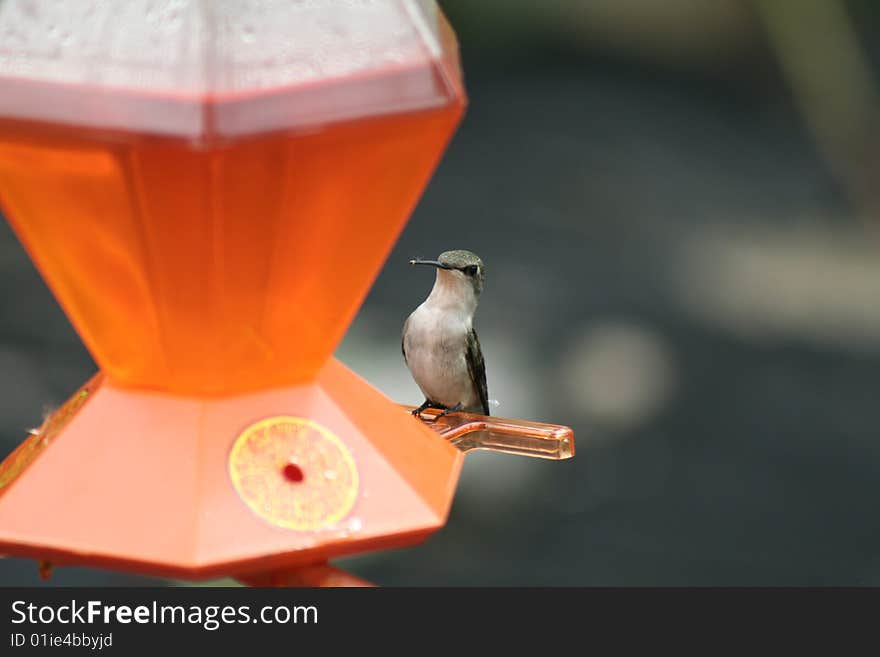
[410,250,486,300]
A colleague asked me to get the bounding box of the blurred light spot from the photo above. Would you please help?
[476,332,541,420]
[554,0,756,65]
[562,321,677,431]
[456,450,542,517]
[675,225,880,351]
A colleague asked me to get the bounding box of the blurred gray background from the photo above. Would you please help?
[3,0,880,585]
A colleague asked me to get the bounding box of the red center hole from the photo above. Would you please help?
[282,463,304,483]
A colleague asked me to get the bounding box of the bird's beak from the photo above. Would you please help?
[409,259,450,269]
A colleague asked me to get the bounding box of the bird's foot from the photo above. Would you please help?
[411,400,462,422]
[411,400,436,418]
[436,403,463,419]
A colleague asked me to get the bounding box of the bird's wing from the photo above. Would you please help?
[466,327,490,415]
[401,315,409,365]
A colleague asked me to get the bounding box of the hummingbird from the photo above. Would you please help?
[402,249,490,418]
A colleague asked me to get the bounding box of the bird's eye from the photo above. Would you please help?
[464,265,478,276]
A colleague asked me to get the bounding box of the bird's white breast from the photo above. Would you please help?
[403,303,477,409]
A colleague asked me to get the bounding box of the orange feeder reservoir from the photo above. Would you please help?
[0,1,574,586]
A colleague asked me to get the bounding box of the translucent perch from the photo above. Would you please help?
[402,406,575,460]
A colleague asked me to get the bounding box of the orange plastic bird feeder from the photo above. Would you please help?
[0,0,573,586]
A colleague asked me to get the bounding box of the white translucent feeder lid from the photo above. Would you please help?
[0,0,463,138]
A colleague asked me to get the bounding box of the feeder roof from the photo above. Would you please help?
[0,0,462,137]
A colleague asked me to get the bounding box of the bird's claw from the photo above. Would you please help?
[411,400,433,419]
[411,401,462,422]
[435,403,463,420]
